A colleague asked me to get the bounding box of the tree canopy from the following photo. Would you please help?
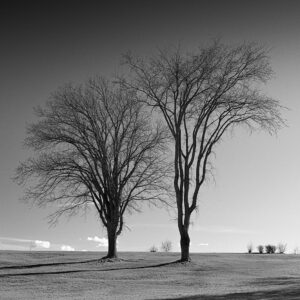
[15,77,170,258]
[122,41,285,261]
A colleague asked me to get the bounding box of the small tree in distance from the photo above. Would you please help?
[265,245,277,254]
[247,242,253,254]
[161,240,172,252]
[277,243,287,254]
[257,245,264,254]
[149,245,158,252]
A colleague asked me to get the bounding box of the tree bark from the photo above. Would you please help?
[106,224,118,258]
[180,229,190,262]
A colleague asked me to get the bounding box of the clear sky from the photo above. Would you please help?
[1,0,300,253]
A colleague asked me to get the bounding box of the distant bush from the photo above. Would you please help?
[277,243,287,254]
[149,245,158,252]
[247,242,253,254]
[265,244,276,254]
[257,245,264,254]
[161,240,172,252]
[293,247,299,255]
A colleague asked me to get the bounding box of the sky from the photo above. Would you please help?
[1,0,300,254]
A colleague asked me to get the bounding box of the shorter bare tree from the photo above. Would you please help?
[149,245,158,252]
[247,242,253,254]
[277,243,287,254]
[29,241,35,251]
[15,77,170,259]
[265,245,276,254]
[257,245,264,254]
[161,240,172,252]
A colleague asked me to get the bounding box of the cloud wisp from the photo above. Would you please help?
[0,237,77,252]
[87,236,108,247]
[0,237,51,250]
[31,240,50,249]
[61,245,75,251]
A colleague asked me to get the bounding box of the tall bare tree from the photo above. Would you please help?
[122,41,284,262]
[15,77,169,259]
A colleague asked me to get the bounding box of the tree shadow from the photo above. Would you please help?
[0,260,180,278]
[0,258,184,271]
[0,258,100,270]
[102,259,186,271]
[0,269,87,277]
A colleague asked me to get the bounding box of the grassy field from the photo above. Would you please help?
[0,251,300,299]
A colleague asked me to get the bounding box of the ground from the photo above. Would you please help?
[0,251,300,299]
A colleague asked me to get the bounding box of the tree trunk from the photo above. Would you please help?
[106,225,118,258]
[179,228,191,262]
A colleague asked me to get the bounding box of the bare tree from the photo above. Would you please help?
[247,242,253,254]
[257,245,264,254]
[161,240,172,252]
[265,244,277,254]
[277,242,287,254]
[15,77,170,259]
[122,41,284,262]
[149,245,158,252]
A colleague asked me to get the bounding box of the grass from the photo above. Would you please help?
[1,251,300,299]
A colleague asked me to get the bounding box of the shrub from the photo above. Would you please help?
[161,240,172,252]
[149,245,158,252]
[257,245,264,254]
[247,242,253,254]
[277,243,287,254]
[265,244,276,254]
[293,247,299,255]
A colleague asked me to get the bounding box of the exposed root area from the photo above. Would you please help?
[98,257,124,263]
[175,258,192,265]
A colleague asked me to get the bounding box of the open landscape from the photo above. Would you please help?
[2,2,300,300]
[1,251,300,299]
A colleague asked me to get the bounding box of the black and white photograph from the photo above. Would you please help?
[0,0,299,299]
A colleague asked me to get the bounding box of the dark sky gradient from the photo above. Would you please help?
[1,0,300,252]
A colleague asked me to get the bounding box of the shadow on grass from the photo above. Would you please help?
[0,257,185,271]
[0,260,181,278]
[148,285,300,300]
[148,277,300,300]
[253,276,300,287]
[0,269,87,277]
[0,258,100,270]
